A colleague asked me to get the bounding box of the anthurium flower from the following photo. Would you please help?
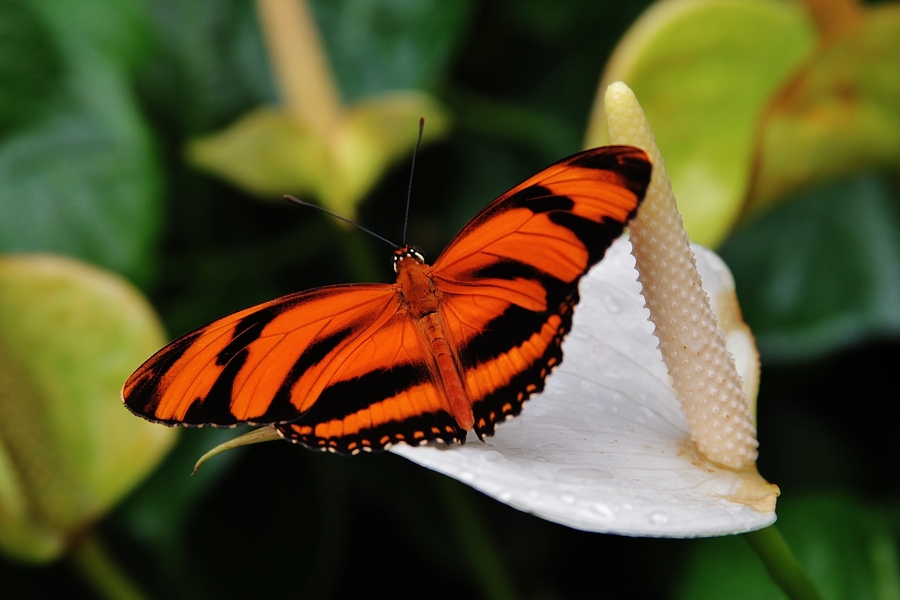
[0,255,176,562]
[393,238,774,537]
[191,82,778,538]
[187,0,449,218]
[394,82,778,537]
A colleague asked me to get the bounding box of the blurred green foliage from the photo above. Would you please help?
[0,0,898,598]
[677,493,900,600]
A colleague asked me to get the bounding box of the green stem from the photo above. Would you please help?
[745,525,826,600]
[70,529,150,600]
[435,475,516,600]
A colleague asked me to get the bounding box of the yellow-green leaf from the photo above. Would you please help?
[324,91,450,217]
[748,5,900,211]
[188,91,449,218]
[187,108,329,200]
[0,255,176,562]
[586,0,814,247]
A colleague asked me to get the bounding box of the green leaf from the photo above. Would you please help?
[676,492,900,600]
[139,0,276,131]
[31,0,154,70]
[0,73,163,284]
[188,107,327,198]
[586,0,815,247]
[749,5,900,212]
[311,0,474,101]
[720,174,900,363]
[0,0,64,134]
[0,255,176,563]
[0,0,163,285]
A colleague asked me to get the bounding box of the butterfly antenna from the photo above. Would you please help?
[284,195,397,249]
[402,117,425,246]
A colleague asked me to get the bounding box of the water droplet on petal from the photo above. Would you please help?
[590,503,615,521]
[603,294,622,314]
[648,511,669,525]
[481,450,504,463]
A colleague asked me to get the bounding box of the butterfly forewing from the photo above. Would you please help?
[432,146,651,437]
[125,285,400,425]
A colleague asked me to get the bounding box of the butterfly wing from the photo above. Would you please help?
[123,284,466,453]
[431,145,652,438]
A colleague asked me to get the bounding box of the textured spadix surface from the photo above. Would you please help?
[392,238,776,537]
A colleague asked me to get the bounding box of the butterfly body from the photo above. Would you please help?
[390,245,474,432]
[124,146,652,454]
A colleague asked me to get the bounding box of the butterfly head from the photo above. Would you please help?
[392,245,426,273]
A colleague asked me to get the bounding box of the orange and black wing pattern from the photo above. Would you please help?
[123,145,651,455]
[123,284,466,453]
[431,145,652,439]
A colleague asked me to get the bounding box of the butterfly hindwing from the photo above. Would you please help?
[275,306,467,454]
[432,146,652,437]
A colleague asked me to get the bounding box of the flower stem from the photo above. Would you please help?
[745,525,826,600]
[256,0,341,136]
[70,529,150,600]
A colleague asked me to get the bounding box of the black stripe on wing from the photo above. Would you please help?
[502,181,639,273]
[124,329,204,418]
[468,291,578,440]
[566,145,653,199]
[294,363,431,425]
[126,301,296,426]
[175,302,311,426]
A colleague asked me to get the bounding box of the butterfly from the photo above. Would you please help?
[123,145,652,455]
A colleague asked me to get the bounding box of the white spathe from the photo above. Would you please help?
[392,237,776,538]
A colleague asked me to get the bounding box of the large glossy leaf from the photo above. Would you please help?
[0,77,162,284]
[0,0,64,133]
[140,0,275,131]
[0,255,176,563]
[31,0,153,70]
[0,0,162,285]
[720,174,900,363]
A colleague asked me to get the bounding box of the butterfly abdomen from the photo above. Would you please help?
[396,250,476,432]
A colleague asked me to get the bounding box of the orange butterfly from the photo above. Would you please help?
[123,146,652,454]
